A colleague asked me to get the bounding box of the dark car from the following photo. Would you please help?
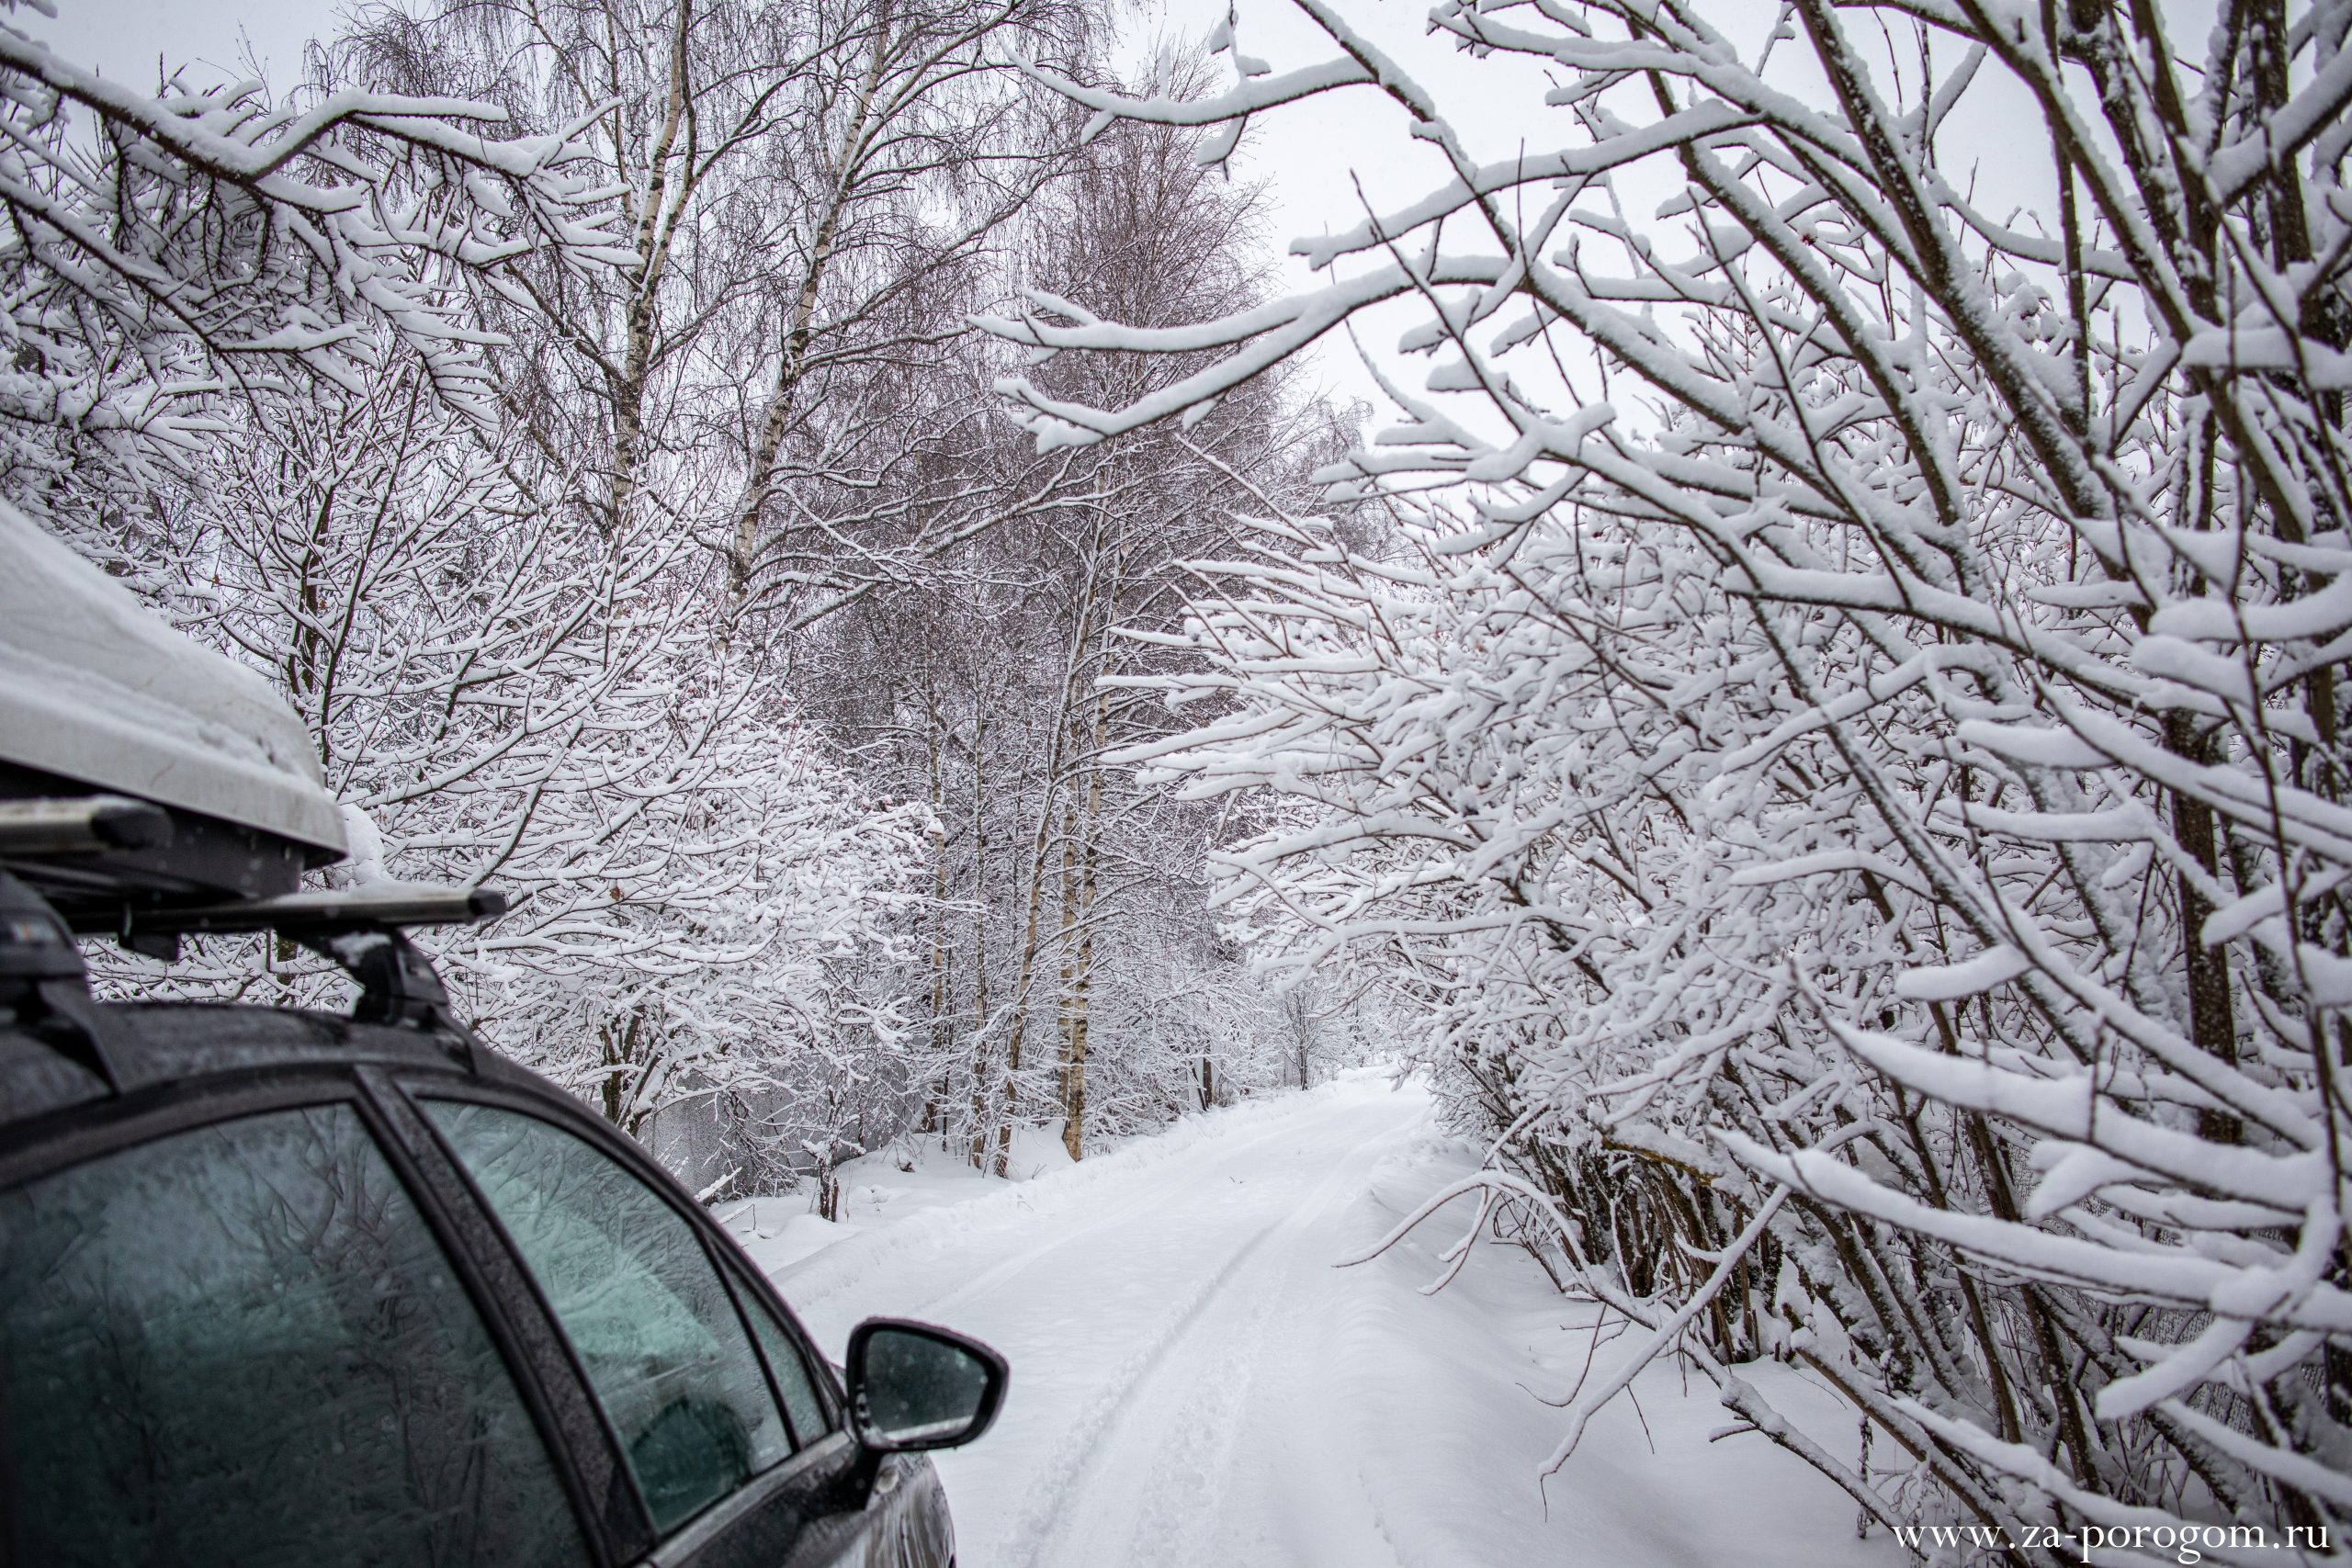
[0,863,1005,1568]
[0,504,1005,1567]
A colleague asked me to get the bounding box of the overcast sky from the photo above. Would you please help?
[34,0,1460,251]
[36,0,1446,415]
[31,0,335,94]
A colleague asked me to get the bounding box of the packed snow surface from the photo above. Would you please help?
[730,1073,1901,1568]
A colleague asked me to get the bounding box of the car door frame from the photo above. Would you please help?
[380,1067,890,1568]
[355,1065,655,1562]
[0,1062,625,1568]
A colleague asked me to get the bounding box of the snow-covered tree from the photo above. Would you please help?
[799,97,1351,1168]
[992,0,2352,1549]
[276,0,1122,1178]
[9,0,1363,1201]
[93,357,930,1168]
[7,5,946,1185]
[334,0,1097,618]
[0,5,625,527]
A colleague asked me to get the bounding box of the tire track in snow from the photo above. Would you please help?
[986,1111,1416,1568]
[985,1214,1289,1568]
[910,1095,1381,1325]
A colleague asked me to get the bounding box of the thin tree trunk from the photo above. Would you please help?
[606,0,695,540]
[967,709,993,1168]
[993,761,1060,1177]
[728,5,893,593]
[1062,717,1104,1158]
[921,691,949,1134]
[1052,724,1082,1151]
[993,552,1107,1175]
[1062,565,1117,1159]
[2168,717,2241,1145]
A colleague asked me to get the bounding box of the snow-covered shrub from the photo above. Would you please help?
[990,0,2352,1551]
[82,363,931,1170]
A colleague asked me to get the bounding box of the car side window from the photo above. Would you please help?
[424,1101,792,1534]
[731,1272,833,1447]
[0,1102,589,1568]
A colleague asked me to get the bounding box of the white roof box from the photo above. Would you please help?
[0,501,347,863]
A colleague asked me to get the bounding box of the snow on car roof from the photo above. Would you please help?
[0,502,347,858]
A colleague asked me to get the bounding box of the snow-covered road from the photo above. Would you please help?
[746,1075,1899,1568]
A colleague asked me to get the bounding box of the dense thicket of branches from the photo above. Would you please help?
[797,107,1358,1179]
[990,0,2352,1553]
[6,0,1331,1199]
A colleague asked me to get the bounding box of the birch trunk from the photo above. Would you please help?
[967,707,992,1168]
[1060,683,1107,1159]
[728,5,892,593]
[921,691,949,1134]
[990,546,1104,1174]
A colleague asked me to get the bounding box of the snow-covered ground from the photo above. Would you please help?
[724,1072,1903,1568]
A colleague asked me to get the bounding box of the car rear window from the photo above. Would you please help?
[0,1102,589,1568]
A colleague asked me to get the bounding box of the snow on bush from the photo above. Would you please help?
[0,6,933,1187]
[988,0,2352,1550]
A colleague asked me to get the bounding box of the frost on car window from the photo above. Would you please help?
[426,1101,790,1532]
[0,1103,588,1568]
[736,1277,833,1447]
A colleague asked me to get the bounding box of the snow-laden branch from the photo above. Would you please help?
[1042,0,2352,1545]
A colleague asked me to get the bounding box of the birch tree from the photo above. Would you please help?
[800,100,1336,1168]
[338,0,1094,618]
[95,355,929,1171]
[18,4,944,1184]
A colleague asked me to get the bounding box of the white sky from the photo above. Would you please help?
[43,0,1560,414]
[30,0,338,93]
[38,0,1431,412]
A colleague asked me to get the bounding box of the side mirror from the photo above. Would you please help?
[843,1317,1009,1452]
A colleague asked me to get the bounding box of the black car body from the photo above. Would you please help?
[0,982,998,1568]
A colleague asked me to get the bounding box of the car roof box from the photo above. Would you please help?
[0,502,349,928]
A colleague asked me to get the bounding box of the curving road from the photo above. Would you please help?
[764,1075,1896,1568]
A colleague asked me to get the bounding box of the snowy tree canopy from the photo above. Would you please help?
[988,0,2352,1549]
[0,9,628,470]
[17,0,1330,1214]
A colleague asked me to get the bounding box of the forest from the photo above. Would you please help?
[7,0,2350,1558]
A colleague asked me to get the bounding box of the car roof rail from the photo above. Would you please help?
[124,886,507,1042]
[1,825,510,1082]
[121,885,509,1039]
[124,884,510,942]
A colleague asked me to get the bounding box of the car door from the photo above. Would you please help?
[399,1085,944,1568]
[0,1080,602,1568]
